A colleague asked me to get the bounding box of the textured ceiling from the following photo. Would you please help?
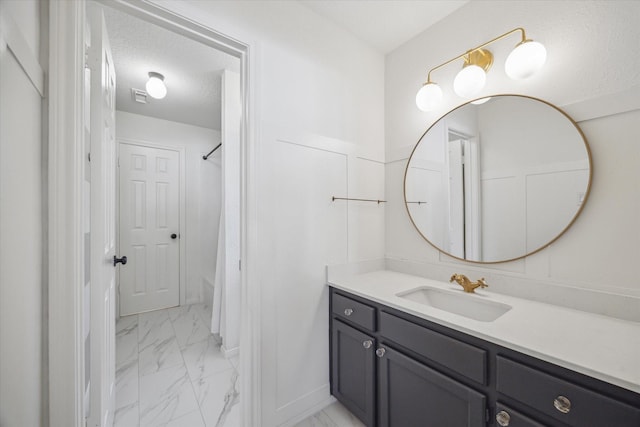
[103,6,239,130]
[103,1,467,129]
[300,0,469,54]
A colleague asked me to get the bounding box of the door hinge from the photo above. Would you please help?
[486,407,490,422]
[239,259,242,271]
[88,152,91,162]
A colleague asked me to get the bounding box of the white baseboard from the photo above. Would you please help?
[278,395,336,427]
[221,344,239,358]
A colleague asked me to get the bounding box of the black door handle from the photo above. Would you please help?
[171,233,177,239]
[113,255,127,266]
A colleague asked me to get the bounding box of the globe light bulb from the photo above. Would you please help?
[146,72,167,99]
[505,40,547,80]
[453,65,486,98]
[415,82,443,112]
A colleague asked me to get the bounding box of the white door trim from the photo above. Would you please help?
[117,138,187,310]
[49,0,261,425]
[48,1,86,426]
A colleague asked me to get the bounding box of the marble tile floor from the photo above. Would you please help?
[293,402,366,427]
[115,303,363,427]
[114,303,240,427]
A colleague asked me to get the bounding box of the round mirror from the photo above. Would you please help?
[404,95,592,263]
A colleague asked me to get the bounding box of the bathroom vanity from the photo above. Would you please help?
[328,270,640,427]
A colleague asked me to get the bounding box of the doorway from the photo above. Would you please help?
[446,130,481,260]
[48,1,256,425]
[85,2,244,426]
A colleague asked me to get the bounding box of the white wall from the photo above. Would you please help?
[150,1,386,425]
[385,1,640,302]
[0,0,44,425]
[154,0,385,156]
[116,111,222,305]
[386,1,640,157]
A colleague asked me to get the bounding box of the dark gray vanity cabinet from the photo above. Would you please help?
[330,290,487,427]
[496,356,640,427]
[331,320,376,426]
[494,402,546,427]
[331,292,377,425]
[329,287,640,427]
[378,345,486,427]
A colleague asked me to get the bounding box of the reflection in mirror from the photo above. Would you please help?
[404,95,592,263]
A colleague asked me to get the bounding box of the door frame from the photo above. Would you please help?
[116,138,187,313]
[48,1,261,426]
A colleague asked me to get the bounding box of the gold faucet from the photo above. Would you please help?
[450,274,488,293]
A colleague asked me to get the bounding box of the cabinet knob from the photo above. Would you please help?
[344,308,353,316]
[376,348,386,358]
[496,410,511,426]
[554,395,571,414]
[362,340,372,349]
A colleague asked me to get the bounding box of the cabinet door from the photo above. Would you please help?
[378,346,486,427]
[332,320,376,426]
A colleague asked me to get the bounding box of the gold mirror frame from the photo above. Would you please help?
[404,94,593,264]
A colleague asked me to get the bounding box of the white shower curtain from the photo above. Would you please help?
[211,209,224,337]
[209,69,241,355]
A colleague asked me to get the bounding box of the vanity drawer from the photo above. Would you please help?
[332,292,376,331]
[379,311,487,384]
[495,402,545,427]
[496,356,640,427]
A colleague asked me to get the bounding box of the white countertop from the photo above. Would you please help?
[328,269,640,394]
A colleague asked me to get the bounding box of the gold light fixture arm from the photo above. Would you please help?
[424,27,527,84]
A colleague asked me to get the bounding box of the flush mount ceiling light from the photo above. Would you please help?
[145,71,167,99]
[416,27,546,112]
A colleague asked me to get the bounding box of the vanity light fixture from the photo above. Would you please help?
[416,27,546,111]
[145,71,167,99]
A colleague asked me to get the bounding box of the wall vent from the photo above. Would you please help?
[131,88,148,104]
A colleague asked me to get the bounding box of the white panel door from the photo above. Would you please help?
[119,143,180,315]
[88,5,116,427]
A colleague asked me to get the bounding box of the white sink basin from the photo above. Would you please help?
[397,286,512,322]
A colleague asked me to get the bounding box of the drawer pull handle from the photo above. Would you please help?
[376,348,386,358]
[362,340,372,349]
[554,396,571,414]
[344,308,353,316]
[496,410,511,426]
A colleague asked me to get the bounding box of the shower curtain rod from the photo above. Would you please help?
[203,142,222,160]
